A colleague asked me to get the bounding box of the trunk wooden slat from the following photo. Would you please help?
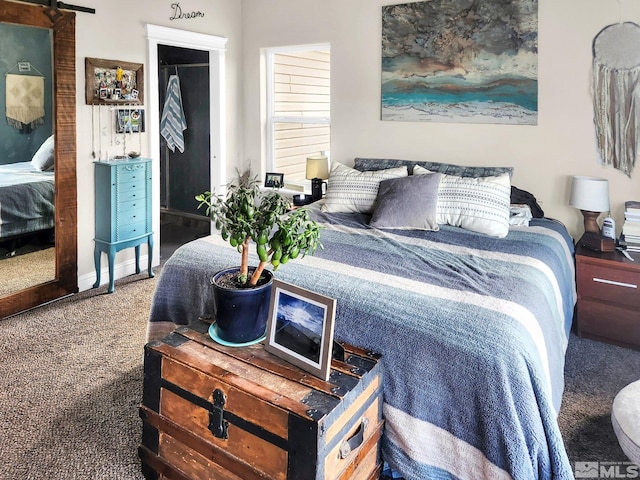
[139,320,383,480]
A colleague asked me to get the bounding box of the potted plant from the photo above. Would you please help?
[195,175,322,344]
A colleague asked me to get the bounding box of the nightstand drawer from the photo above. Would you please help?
[577,300,640,348]
[577,263,640,308]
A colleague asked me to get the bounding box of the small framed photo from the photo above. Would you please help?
[264,172,284,189]
[112,88,121,100]
[265,280,336,381]
[99,87,108,99]
[116,108,145,133]
[131,89,139,100]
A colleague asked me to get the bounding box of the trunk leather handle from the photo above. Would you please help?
[339,417,369,459]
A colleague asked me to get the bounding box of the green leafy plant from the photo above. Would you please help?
[195,177,322,287]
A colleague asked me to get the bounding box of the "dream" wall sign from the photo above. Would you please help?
[170,3,204,20]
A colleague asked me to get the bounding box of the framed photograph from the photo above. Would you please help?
[265,280,336,381]
[85,57,144,105]
[264,172,284,189]
[116,108,145,133]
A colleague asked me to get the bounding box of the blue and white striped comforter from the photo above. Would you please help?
[0,162,54,238]
[148,207,576,480]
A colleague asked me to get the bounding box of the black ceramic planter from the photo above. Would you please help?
[212,267,273,343]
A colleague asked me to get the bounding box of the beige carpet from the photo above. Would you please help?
[0,266,638,479]
[0,271,154,480]
[0,248,55,297]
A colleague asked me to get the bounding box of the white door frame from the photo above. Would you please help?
[146,24,227,266]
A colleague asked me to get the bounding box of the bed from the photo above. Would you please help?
[147,159,576,480]
[0,134,55,254]
[0,161,55,248]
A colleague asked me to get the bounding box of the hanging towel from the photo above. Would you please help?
[5,74,45,132]
[160,74,187,153]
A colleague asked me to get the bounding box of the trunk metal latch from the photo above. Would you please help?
[208,388,228,439]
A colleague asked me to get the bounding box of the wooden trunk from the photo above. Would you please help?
[139,320,384,480]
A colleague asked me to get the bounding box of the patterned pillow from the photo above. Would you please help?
[414,165,511,238]
[354,157,513,178]
[322,162,408,214]
[370,173,442,230]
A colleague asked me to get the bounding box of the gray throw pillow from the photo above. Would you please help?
[370,173,442,230]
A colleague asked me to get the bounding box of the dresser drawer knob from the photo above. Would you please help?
[593,277,638,289]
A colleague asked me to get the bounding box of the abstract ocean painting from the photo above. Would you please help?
[381,0,538,125]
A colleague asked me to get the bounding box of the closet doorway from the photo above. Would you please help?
[146,24,227,266]
[158,45,210,260]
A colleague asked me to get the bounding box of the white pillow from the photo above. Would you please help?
[322,162,408,214]
[30,135,55,171]
[414,165,511,238]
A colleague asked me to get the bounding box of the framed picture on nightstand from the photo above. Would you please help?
[264,172,284,189]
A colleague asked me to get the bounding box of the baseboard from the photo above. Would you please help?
[78,255,155,292]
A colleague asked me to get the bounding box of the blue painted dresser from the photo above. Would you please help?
[93,158,154,293]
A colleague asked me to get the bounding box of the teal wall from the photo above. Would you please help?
[0,23,53,165]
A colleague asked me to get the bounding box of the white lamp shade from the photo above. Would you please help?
[569,176,610,212]
[306,155,329,180]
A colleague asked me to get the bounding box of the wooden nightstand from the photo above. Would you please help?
[575,244,640,350]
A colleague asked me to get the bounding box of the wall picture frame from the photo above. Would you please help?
[116,108,145,133]
[264,172,284,189]
[265,280,336,381]
[85,57,144,105]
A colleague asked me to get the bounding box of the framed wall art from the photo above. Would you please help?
[85,57,144,105]
[264,280,336,381]
[381,0,538,125]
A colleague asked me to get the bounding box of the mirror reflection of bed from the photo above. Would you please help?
[0,21,55,299]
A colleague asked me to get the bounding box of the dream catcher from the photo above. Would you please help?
[593,21,640,177]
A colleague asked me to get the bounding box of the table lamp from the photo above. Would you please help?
[306,155,329,200]
[569,175,610,233]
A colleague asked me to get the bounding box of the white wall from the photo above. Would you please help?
[72,0,640,290]
[241,0,640,240]
[74,0,242,290]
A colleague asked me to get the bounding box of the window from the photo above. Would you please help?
[266,44,330,186]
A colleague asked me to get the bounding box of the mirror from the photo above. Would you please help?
[0,1,77,319]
